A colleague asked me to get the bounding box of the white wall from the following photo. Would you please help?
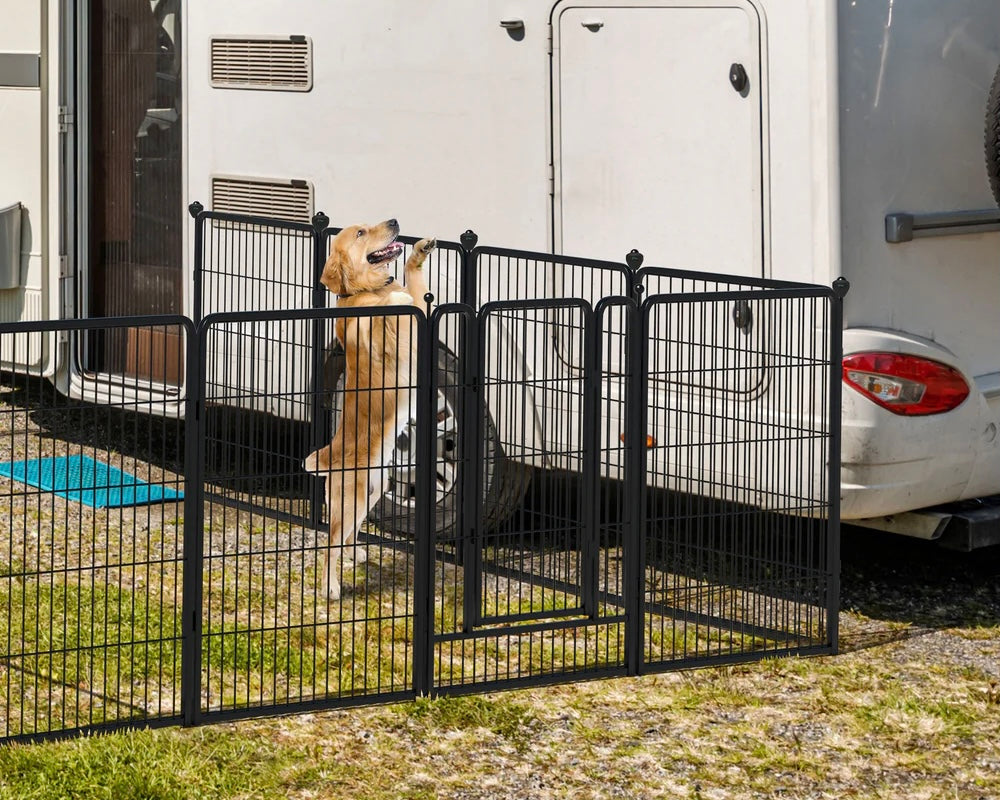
[186,1,553,253]
[185,1,838,288]
[0,0,48,368]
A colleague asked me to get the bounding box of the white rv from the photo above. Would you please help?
[2,0,999,546]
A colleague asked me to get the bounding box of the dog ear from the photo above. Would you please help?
[320,250,348,296]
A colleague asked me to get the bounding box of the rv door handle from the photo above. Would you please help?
[729,63,749,95]
[581,19,604,31]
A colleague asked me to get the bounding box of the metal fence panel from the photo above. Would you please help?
[0,212,843,742]
[0,317,193,742]
[196,306,427,721]
[430,299,629,693]
[638,289,839,670]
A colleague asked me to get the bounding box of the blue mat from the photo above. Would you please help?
[0,454,183,509]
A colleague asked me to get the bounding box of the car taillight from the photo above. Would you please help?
[842,353,970,416]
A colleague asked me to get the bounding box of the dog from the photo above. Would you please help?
[303,219,435,600]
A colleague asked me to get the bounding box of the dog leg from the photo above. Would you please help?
[343,467,390,566]
[404,238,435,305]
[322,468,370,601]
[341,474,371,567]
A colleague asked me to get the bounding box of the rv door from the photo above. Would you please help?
[550,0,767,382]
[552,0,766,274]
[0,0,69,374]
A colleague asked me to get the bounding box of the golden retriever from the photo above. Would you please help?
[303,219,435,600]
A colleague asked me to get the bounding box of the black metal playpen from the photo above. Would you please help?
[0,206,845,742]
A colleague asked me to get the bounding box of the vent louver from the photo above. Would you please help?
[211,176,314,224]
[210,36,312,91]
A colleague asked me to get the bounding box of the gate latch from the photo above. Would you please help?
[732,300,753,333]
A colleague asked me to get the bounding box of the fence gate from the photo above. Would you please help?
[192,306,429,724]
[636,288,841,671]
[430,299,632,692]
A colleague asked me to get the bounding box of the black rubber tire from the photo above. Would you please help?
[322,342,530,538]
[987,64,1000,207]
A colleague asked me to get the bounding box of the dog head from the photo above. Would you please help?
[320,219,403,297]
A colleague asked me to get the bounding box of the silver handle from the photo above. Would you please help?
[885,209,1000,243]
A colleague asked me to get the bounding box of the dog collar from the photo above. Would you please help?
[337,275,394,299]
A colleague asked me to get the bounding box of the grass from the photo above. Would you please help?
[0,601,997,799]
[1,519,816,738]
[4,393,992,796]
[0,575,183,735]
[0,726,319,800]
[0,571,418,733]
[403,694,536,748]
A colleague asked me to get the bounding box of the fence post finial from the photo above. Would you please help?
[188,201,204,218]
[625,248,644,271]
[460,229,478,252]
[312,211,330,233]
[832,276,850,298]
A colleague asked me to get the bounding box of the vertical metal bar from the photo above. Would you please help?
[413,310,434,696]
[460,240,483,632]
[624,253,645,671]
[188,203,205,324]
[454,229,478,577]
[827,279,849,654]
[581,304,601,619]
[181,319,205,727]
[462,308,485,632]
[308,215,330,532]
[625,292,648,676]
[457,230,479,590]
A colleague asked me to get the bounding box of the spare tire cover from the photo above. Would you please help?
[987,64,1000,207]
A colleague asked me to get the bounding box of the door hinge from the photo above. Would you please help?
[59,254,75,319]
[547,163,554,197]
[57,106,75,133]
[547,23,553,56]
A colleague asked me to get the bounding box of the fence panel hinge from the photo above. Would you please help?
[57,106,75,133]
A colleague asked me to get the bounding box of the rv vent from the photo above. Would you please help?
[210,36,312,91]
[211,176,314,224]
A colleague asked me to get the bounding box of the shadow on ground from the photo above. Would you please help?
[838,525,1000,651]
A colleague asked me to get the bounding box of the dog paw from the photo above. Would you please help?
[414,237,436,256]
[343,546,368,566]
[303,447,328,474]
[326,579,341,601]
